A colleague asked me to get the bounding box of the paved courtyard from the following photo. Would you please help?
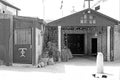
[0,56,120,80]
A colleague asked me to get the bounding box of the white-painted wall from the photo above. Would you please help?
[6,6,17,15]
[35,28,43,65]
[0,2,18,15]
[107,26,111,61]
[58,26,61,53]
[0,2,6,13]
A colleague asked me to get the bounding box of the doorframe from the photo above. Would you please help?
[13,28,33,65]
[32,27,35,65]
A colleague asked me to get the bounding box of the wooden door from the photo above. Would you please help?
[13,28,32,64]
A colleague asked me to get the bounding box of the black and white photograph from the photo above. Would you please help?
[0,0,119,80]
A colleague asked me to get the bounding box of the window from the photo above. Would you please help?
[89,15,93,19]
[93,20,96,24]
[80,20,83,23]
[84,20,87,23]
[84,14,87,19]
[89,20,93,24]
[80,14,96,24]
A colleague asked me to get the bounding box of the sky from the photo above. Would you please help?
[7,0,120,21]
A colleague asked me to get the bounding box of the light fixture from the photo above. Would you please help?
[95,32,98,37]
[88,10,91,13]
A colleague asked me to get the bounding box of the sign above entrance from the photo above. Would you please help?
[62,26,96,31]
[80,14,96,24]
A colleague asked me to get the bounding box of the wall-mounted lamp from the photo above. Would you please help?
[95,32,98,37]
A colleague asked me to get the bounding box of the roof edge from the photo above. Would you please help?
[47,8,120,26]
[0,0,20,10]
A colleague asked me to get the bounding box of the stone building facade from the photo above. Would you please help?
[46,8,119,61]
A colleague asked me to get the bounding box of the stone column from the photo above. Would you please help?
[58,26,61,52]
[107,26,111,61]
[58,26,61,62]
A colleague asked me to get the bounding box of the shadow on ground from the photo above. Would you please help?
[0,62,66,73]
[0,55,120,73]
[65,55,96,66]
[67,55,120,67]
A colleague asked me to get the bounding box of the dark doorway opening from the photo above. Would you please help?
[91,38,97,55]
[67,34,85,55]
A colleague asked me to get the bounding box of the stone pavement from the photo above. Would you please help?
[0,56,120,80]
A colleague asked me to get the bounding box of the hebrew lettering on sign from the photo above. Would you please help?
[18,48,27,57]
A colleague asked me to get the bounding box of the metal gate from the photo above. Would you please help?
[13,28,32,64]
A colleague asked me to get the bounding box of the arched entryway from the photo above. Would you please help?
[67,34,85,55]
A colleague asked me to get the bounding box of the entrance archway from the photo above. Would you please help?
[67,34,85,55]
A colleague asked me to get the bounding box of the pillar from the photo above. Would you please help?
[58,26,61,52]
[107,26,111,61]
[114,25,120,61]
[58,26,61,62]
